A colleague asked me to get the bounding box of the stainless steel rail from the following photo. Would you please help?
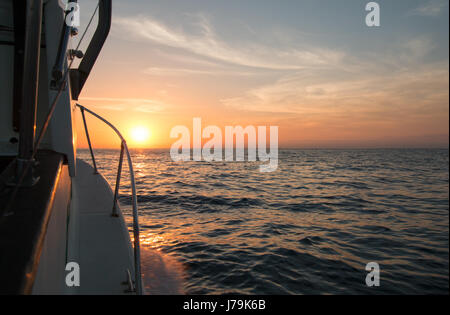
[77,104,142,295]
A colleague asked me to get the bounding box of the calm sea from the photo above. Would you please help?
[78,149,449,295]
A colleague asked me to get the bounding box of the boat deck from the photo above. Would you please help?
[67,159,136,295]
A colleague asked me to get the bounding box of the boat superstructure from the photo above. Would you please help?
[0,0,142,294]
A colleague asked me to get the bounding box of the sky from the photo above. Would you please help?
[74,0,449,149]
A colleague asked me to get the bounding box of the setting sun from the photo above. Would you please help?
[130,126,151,146]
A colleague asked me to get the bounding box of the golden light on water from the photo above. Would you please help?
[130,231,175,251]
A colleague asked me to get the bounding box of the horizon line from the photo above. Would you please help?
[78,146,450,150]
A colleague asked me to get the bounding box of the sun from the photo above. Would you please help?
[130,126,151,145]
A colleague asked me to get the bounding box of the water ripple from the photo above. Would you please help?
[80,148,449,294]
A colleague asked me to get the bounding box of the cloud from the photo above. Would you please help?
[409,0,448,17]
[402,37,435,60]
[113,15,345,71]
[78,97,167,113]
[143,67,259,77]
[221,62,449,122]
[220,31,446,116]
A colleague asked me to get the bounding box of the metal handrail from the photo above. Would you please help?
[76,104,142,295]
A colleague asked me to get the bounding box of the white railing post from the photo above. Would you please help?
[76,104,142,295]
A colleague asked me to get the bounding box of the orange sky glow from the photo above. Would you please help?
[74,1,449,150]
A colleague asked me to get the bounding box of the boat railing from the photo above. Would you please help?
[76,103,142,295]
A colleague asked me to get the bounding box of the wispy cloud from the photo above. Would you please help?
[222,62,449,122]
[113,15,345,71]
[409,0,448,17]
[143,66,260,77]
[221,31,445,115]
[78,97,167,113]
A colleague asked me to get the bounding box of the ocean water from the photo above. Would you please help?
[78,149,449,295]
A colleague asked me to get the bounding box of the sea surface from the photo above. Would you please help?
[78,149,449,295]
